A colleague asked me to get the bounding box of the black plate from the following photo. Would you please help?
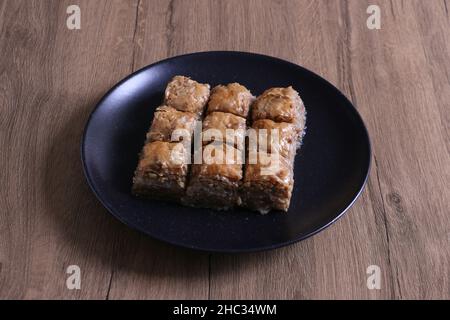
[81,51,371,253]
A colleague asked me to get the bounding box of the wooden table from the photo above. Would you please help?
[1,0,448,299]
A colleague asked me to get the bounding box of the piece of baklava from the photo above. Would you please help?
[183,143,244,210]
[133,76,210,201]
[242,86,306,213]
[250,119,299,161]
[146,105,198,143]
[207,83,255,118]
[164,76,211,116]
[132,141,189,201]
[241,153,294,214]
[202,111,247,150]
[251,86,306,129]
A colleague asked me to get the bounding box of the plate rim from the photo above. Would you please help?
[80,50,372,253]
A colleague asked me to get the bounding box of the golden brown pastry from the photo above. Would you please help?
[251,86,305,126]
[147,105,197,143]
[164,76,211,116]
[241,153,294,214]
[250,119,299,160]
[183,143,244,210]
[134,76,210,201]
[207,83,255,118]
[133,78,308,214]
[242,86,306,213]
[132,140,189,201]
[202,111,247,150]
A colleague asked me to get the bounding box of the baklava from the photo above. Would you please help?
[183,82,254,210]
[132,141,189,201]
[202,111,247,150]
[242,86,306,213]
[164,75,211,116]
[250,119,299,160]
[241,153,294,213]
[251,86,306,130]
[133,76,210,200]
[183,143,244,210]
[146,105,198,143]
[207,83,255,118]
[133,77,307,214]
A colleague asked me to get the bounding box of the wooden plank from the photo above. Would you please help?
[105,0,210,300]
[342,0,450,299]
[0,0,139,299]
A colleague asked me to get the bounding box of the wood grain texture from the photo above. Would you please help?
[0,0,448,299]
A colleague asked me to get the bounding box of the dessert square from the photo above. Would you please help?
[132,141,189,201]
[164,75,211,116]
[249,119,299,161]
[183,143,244,210]
[241,153,294,213]
[251,86,306,128]
[202,111,247,150]
[207,83,255,118]
[146,105,198,143]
